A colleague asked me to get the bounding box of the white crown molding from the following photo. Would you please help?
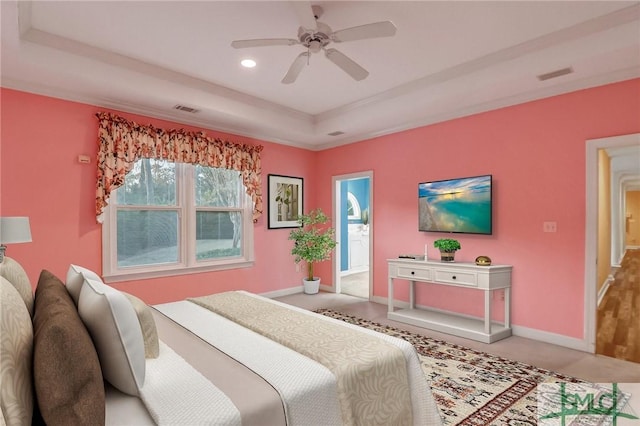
[21,27,313,123]
[314,67,640,151]
[1,77,317,149]
[316,4,640,125]
[5,1,639,150]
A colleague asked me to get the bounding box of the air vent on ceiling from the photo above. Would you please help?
[537,67,573,81]
[173,105,200,113]
[327,131,345,137]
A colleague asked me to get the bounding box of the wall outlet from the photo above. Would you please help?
[543,221,557,232]
[295,263,301,273]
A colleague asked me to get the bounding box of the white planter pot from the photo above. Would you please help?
[303,277,321,294]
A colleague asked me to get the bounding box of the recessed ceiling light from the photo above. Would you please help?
[241,59,256,68]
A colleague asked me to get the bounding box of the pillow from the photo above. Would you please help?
[123,292,159,359]
[0,256,33,316]
[78,278,145,395]
[66,264,102,306]
[0,277,33,426]
[32,270,105,426]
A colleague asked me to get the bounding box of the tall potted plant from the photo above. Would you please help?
[289,208,338,294]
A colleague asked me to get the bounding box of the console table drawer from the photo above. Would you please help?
[434,270,477,286]
[397,267,432,281]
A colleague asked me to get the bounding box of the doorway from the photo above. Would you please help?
[585,133,640,356]
[332,171,373,299]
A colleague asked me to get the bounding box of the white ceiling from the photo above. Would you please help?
[2,1,639,150]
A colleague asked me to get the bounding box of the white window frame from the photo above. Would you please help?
[102,162,254,283]
[347,192,361,220]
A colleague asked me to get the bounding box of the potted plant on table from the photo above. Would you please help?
[289,208,338,294]
[433,238,461,262]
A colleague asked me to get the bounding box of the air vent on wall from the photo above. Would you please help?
[537,67,573,81]
[173,105,200,113]
[328,131,345,137]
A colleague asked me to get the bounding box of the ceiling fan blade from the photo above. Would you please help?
[231,38,299,49]
[282,52,310,84]
[331,21,397,43]
[290,1,317,32]
[324,48,369,81]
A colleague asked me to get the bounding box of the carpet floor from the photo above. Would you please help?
[316,309,584,426]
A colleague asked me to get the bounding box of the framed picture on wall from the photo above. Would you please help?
[268,174,304,229]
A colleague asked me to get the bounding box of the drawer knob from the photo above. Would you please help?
[411,271,415,275]
[452,275,457,280]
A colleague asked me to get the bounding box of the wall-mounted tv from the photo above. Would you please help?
[418,174,492,235]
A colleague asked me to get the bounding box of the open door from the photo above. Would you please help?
[332,171,373,299]
[586,133,640,354]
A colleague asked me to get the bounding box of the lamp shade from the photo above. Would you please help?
[0,217,32,244]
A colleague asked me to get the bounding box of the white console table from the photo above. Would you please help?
[387,258,512,343]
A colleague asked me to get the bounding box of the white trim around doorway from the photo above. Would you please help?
[331,171,374,299]
[585,133,640,353]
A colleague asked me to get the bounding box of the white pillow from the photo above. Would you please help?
[66,264,102,306]
[0,257,33,316]
[78,277,145,396]
[0,277,33,425]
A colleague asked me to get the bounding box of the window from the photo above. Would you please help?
[102,159,254,282]
[347,192,361,220]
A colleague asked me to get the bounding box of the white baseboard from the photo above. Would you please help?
[261,284,337,298]
[372,295,403,307]
[262,292,592,352]
[375,296,590,352]
[341,266,369,276]
[319,284,335,293]
[511,325,590,352]
[260,286,303,299]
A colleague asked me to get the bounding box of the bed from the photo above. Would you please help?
[0,258,443,425]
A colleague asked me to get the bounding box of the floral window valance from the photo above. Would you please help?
[95,112,263,223]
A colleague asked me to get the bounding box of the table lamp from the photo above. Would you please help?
[0,217,32,263]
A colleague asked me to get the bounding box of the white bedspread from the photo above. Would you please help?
[139,341,241,425]
[154,301,343,426]
[241,292,442,426]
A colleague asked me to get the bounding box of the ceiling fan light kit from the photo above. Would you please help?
[231,3,396,84]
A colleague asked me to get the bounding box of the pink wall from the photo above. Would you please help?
[2,79,638,339]
[0,88,315,304]
[315,78,640,338]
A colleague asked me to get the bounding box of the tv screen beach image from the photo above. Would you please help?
[419,175,492,234]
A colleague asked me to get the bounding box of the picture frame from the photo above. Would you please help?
[268,174,303,229]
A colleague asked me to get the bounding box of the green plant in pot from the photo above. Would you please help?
[433,238,461,262]
[289,208,338,294]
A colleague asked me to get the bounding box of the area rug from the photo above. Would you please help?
[315,309,583,426]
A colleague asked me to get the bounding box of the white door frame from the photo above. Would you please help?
[585,133,640,353]
[332,171,373,298]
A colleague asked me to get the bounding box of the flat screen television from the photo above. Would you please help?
[418,174,492,235]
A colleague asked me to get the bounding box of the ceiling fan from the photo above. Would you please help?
[230,2,397,84]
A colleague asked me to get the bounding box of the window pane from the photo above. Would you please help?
[195,166,241,207]
[117,159,176,206]
[117,210,179,267]
[196,211,242,260]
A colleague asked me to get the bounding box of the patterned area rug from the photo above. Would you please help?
[315,309,583,425]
